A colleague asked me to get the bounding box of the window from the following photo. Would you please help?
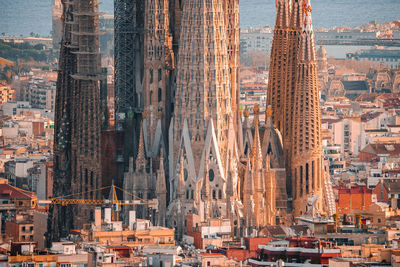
[158,68,162,81]
[90,171,94,187]
[85,169,88,185]
[150,69,153,83]
[158,88,162,102]
[300,166,303,196]
[306,163,309,194]
[150,90,153,105]
[209,169,214,182]
[218,190,222,199]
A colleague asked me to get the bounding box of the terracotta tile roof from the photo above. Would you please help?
[355,93,379,102]
[360,143,400,157]
[321,118,342,124]
[361,111,383,122]
[0,183,36,200]
[264,225,287,237]
[383,180,400,194]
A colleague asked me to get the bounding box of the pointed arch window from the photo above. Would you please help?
[158,88,162,102]
[150,91,153,105]
[209,169,214,182]
[158,68,162,81]
[150,69,154,84]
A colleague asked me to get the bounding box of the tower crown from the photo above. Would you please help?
[302,0,313,33]
[291,0,304,29]
[299,0,316,62]
[275,0,291,28]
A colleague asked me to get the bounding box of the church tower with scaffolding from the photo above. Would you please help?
[51,0,104,241]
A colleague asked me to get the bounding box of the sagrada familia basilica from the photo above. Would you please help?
[118,0,337,240]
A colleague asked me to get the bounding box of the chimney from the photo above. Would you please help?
[104,208,112,223]
[129,210,136,230]
[94,207,101,230]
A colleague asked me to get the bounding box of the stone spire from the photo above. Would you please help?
[156,148,167,226]
[317,44,328,74]
[291,0,304,30]
[177,151,185,239]
[201,159,210,201]
[282,0,303,151]
[267,0,292,131]
[225,158,234,219]
[251,106,262,169]
[291,0,325,215]
[243,156,255,234]
[251,105,266,228]
[201,157,210,219]
[177,151,185,200]
[275,0,291,28]
[299,0,316,62]
[136,118,147,172]
[265,105,273,128]
[223,0,240,136]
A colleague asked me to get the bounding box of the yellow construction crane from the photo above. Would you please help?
[38,185,157,221]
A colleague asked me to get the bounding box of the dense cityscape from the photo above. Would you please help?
[0,0,399,266]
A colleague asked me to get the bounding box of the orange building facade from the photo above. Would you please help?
[336,185,372,215]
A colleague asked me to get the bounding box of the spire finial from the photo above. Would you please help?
[253,104,260,115]
[178,151,185,198]
[244,108,250,117]
[156,148,166,194]
[135,121,146,170]
[266,105,272,118]
[303,0,313,31]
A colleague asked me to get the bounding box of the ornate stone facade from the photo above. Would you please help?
[123,0,336,239]
[167,0,243,239]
